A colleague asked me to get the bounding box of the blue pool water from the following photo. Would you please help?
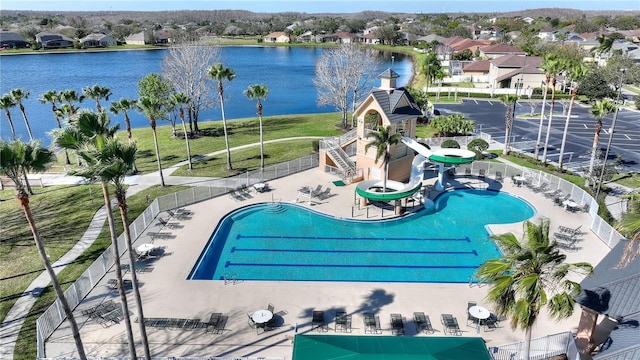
[188,189,535,283]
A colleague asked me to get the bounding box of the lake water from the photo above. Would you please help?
[0,47,412,144]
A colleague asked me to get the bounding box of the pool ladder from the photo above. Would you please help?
[224,273,238,285]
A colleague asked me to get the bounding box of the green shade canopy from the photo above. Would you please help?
[292,335,493,360]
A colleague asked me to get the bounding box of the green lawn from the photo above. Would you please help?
[116,112,343,175]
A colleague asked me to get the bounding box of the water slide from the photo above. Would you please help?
[356,137,476,201]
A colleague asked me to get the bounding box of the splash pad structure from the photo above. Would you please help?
[356,137,476,203]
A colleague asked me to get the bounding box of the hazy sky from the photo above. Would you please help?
[2,0,639,13]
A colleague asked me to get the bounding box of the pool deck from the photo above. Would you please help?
[45,169,611,359]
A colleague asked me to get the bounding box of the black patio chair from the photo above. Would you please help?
[312,310,325,331]
[390,313,404,335]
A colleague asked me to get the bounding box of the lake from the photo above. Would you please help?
[0,47,412,144]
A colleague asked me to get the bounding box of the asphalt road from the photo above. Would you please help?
[435,99,640,174]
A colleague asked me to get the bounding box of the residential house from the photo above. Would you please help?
[0,31,30,49]
[574,240,640,359]
[125,31,148,45]
[332,32,359,44]
[79,33,117,48]
[479,43,525,59]
[154,30,171,44]
[263,31,290,43]
[360,33,380,45]
[488,54,544,91]
[295,31,315,43]
[462,60,491,83]
[35,32,74,49]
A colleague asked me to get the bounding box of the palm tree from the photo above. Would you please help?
[207,63,236,171]
[10,88,34,140]
[59,89,83,115]
[587,99,616,182]
[616,212,640,266]
[39,90,64,130]
[541,54,563,163]
[53,111,140,359]
[0,140,88,360]
[365,125,402,192]
[171,92,193,170]
[558,61,588,170]
[591,34,615,60]
[0,94,17,140]
[243,84,269,170]
[82,84,112,113]
[476,218,592,360]
[109,98,138,172]
[136,96,166,186]
[534,55,555,159]
[501,94,519,156]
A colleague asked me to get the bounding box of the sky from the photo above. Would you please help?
[2,0,639,13]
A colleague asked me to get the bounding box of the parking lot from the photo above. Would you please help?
[436,99,640,174]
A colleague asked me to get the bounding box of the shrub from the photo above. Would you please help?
[441,139,460,149]
[468,138,489,160]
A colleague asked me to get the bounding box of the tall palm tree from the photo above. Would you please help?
[39,90,62,129]
[534,55,555,159]
[0,94,17,140]
[207,63,236,171]
[109,98,138,172]
[501,94,519,156]
[136,96,166,186]
[244,84,269,170]
[476,218,592,360]
[82,84,112,113]
[365,125,402,192]
[171,92,193,170]
[0,140,88,360]
[541,54,563,163]
[587,99,616,181]
[59,89,84,115]
[10,88,34,140]
[53,111,140,359]
[558,61,588,170]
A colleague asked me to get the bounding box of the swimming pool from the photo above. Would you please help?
[188,189,535,283]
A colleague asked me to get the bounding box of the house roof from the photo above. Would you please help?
[0,31,27,42]
[368,87,423,124]
[463,60,491,72]
[576,240,640,319]
[292,335,493,360]
[265,31,287,38]
[491,55,542,69]
[480,43,525,54]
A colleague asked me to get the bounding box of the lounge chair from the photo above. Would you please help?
[335,311,351,333]
[390,313,404,335]
[413,312,434,334]
[531,183,549,193]
[363,312,376,334]
[312,310,325,331]
[558,225,582,235]
[441,314,461,335]
[206,313,222,333]
[543,189,562,198]
[553,232,577,242]
[156,217,182,229]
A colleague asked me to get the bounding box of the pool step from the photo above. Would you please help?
[263,203,287,214]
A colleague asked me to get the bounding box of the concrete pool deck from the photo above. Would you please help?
[45,168,611,359]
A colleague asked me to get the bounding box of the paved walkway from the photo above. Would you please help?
[0,137,321,359]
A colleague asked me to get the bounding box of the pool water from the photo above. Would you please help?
[188,189,534,283]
